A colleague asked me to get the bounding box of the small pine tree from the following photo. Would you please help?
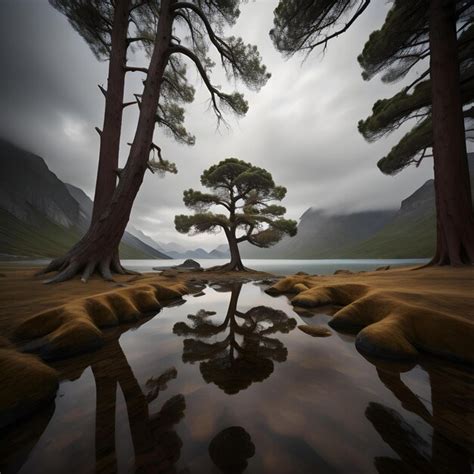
[175,158,297,271]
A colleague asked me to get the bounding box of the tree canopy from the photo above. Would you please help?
[357,5,474,175]
[173,283,296,394]
[175,158,297,270]
[270,0,372,55]
[42,0,271,282]
[270,0,474,266]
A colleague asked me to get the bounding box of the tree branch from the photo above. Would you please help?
[122,100,137,109]
[98,84,107,97]
[405,69,430,92]
[305,0,371,53]
[172,2,238,71]
[169,44,223,118]
[125,66,149,73]
[127,37,153,45]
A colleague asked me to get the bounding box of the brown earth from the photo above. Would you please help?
[1,264,473,429]
[0,265,269,428]
[266,266,474,364]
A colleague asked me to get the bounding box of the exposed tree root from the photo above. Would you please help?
[37,250,141,284]
[111,252,141,276]
[207,262,251,272]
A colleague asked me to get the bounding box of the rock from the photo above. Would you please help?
[334,269,353,275]
[298,324,332,337]
[295,271,309,276]
[255,278,278,285]
[376,265,391,271]
[179,259,201,269]
[153,259,202,273]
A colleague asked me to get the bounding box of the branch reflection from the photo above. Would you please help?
[366,358,473,474]
[173,282,297,394]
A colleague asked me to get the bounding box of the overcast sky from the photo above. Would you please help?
[0,0,442,250]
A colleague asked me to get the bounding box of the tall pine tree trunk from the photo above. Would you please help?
[428,0,474,265]
[92,0,130,275]
[39,0,174,283]
[91,0,130,225]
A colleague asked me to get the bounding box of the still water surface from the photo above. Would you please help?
[9,258,429,276]
[1,281,471,473]
[123,258,429,275]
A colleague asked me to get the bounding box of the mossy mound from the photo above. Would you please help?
[0,337,58,429]
[13,281,188,360]
[266,269,474,364]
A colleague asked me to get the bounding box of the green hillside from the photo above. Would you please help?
[336,212,436,258]
[0,208,152,259]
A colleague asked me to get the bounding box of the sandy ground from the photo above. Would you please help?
[266,265,474,363]
[1,264,473,362]
[0,266,271,339]
[1,263,473,429]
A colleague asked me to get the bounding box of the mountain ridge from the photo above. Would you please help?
[0,139,169,260]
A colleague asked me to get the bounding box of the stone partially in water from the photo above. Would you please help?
[153,259,203,273]
[298,324,332,337]
[334,269,353,275]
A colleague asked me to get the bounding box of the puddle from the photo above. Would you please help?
[1,282,472,473]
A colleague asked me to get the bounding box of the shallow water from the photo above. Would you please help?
[1,282,472,473]
[121,258,429,275]
[7,258,429,276]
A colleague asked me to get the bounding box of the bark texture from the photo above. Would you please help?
[428,0,474,265]
[226,231,247,272]
[39,0,174,283]
[91,0,130,225]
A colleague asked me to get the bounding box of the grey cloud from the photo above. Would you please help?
[0,0,437,250]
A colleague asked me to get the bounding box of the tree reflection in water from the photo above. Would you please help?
[173,282,297,394]
[209,426,255,473]
[1,311,186,474]
[366,357,473,474]
[90,339,186,473]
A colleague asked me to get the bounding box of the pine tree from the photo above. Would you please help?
[175,158,297,271]
[271,0,474,265]
[41,0,270,282]
[173,283,297,393]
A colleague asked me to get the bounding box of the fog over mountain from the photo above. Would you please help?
[2,0,470,251]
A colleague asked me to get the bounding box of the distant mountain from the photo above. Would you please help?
[0,140,81,229]
[127,228,168,254]
[209,247,229,259]
[338,153,474,258]
[66,184,167,259]
[164,247,229,259]
[0,139,169,259]
[126,228,231,259]
[241,209,396,259]
[242,152,474,259]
